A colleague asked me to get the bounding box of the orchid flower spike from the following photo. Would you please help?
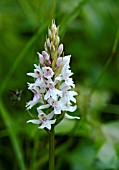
[26,20,79,130]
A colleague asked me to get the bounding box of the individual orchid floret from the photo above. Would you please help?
[63,55,71,66]
[59,82,71,92]
[35,77,46,89]
[27,64,43,79]
[44,79,62,101]
[37,52,51,66]
[27,83,40,94]
[27,110,56,130]
[42,67,54,79]
[62,91,78,104]
[26,83,43,110]
[64,104,77,112]
[42,51,51,65]
[42,51,50,60]
[26,91,43,110]
[26,95,41,110]
[47,98,63,114]
[37,52,45,65]
[65,78,75,88]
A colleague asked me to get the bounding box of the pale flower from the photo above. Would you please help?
[56,55,75,88]
[65,77,75,88]
[56,55,71,68]
[42,51,50,60]
[62,91,78,104]
[26,95,41,110]
[59,97,77,112]
[27,64,43,79]
[65,104,77,112]
[63,55,71,66]
[26,83,43,109]
[48,98,62,114]
[34,78,46,89]
[56,57,63,68]
[44,79,62,100]
[59,82,71,93]
[37,52,45,65]
[42,67,54,79]
[37,51,51,66]
[27,110,56,130]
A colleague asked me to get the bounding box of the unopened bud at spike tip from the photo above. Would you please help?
[58,44,63,56]
[51,20,57,33]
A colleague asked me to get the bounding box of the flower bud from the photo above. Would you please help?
[37,52,44,65]
[52,45,55,52]
[54,36,60,47]
[48,28,52,40]
[57,36,60,45]
[42,51,50,60]
[46,38,51,49]
[44,42,48,52]
[56,57,63,67]
[52,31,56,41]
[57,44,63,56]
[51,20,57,33]
[50,42,55,52]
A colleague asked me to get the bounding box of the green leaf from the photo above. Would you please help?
[104,121,119,144]
[96,143,119,170]
[68,142,95,170]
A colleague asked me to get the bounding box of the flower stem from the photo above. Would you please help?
[49,125,55,170]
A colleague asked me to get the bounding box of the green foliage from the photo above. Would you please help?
[96,143,119,170]
[0,0,119,170]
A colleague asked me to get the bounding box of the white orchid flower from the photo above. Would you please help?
[27,110,56,130]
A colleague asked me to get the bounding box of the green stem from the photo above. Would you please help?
[49,126,55,170]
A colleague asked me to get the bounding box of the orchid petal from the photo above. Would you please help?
[65,113,80,120]
[27,119,41,124]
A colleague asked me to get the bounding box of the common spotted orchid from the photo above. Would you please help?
[26,20,80,130]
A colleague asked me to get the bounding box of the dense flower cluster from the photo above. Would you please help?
[26,20,79,130]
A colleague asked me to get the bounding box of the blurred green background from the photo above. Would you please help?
[0,0,119,170]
